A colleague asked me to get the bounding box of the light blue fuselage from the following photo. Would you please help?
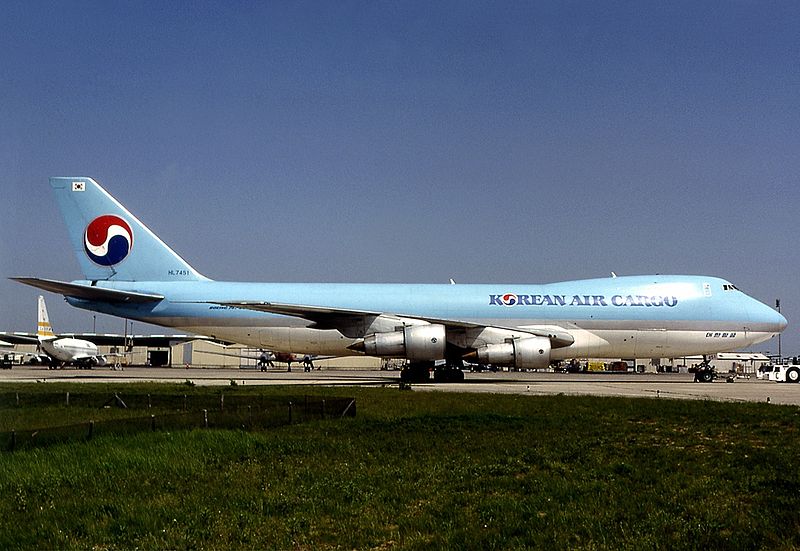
[66,274,785,360]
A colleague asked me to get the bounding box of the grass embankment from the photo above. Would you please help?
[0,383,798,550]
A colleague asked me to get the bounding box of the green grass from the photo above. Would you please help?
[0,384,798,549]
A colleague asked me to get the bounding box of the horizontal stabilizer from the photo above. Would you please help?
[11,277,164,303]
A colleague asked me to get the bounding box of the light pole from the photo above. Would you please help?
[776,299,782,360]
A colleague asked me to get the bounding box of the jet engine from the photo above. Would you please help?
[359,324,446,362]
[473,336,551,369]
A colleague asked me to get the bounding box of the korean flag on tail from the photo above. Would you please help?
[72,181,85,192]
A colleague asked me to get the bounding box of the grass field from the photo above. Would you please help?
[0,383,798,550]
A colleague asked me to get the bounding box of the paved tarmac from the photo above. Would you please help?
[1,366,798,405]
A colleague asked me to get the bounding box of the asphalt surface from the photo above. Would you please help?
[1,366,798,405]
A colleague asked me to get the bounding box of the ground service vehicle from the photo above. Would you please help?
[761,363,800,383]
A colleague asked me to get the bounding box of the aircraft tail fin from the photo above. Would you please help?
[50,177,208,282]
[37,295,56,342]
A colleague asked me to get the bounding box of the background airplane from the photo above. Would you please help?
[33,295,107,368]
[0,295,212,368]
[198,344,328,371]
[13,177,788,382]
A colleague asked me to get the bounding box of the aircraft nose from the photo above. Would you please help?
[776,311,789,332]
[753,300,788,332]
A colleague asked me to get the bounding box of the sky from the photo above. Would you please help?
[1,1,798,355]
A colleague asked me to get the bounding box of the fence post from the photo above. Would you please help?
[151,414,156,432]
[88,421,94,440]
[66,392,70,406]
[220,393,224,412]
[248,405,252,427]
[288,401,293,424]
[15,392,19,407]
[203,409,208,428]
[341,399,356,418]
[322,399,326,419]
[10,430,15,451]
[148,394,151,409]
[184,395,187,411]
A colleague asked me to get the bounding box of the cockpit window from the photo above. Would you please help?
[723,284,739,291]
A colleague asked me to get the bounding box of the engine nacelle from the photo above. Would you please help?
[362,324,446,362]
[474,336,552,369]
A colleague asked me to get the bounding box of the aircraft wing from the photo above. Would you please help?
[222,301,381,328]
[215,301,575,348]
[215,301,387,339]
[0,333,39,345]
[0,331,218,347]
[56,334,219,347]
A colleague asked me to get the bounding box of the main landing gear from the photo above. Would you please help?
[399,361,466,384]
[433,362,466,383]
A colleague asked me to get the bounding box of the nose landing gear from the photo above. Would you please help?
[693,356,716,383]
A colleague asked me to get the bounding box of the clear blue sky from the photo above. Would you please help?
[1,1,798,355]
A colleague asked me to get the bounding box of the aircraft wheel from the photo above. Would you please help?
[786,367,800,384]
[433,369,465,383]
[401,364,431,384]
[695,370,714,383]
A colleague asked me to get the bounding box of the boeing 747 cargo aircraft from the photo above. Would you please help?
[13,178,787,382]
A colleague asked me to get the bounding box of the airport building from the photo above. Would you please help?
[3,338,382,370]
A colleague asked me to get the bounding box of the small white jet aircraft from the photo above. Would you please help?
[13,177,788,382]
[34,295,108,368]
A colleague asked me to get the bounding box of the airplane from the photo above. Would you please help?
[0,295,213,368]
[257,351,317,371]
[33,295,108,368]
[12,177,788,383]
[199,347,318,371]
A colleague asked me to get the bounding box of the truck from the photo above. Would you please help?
[757,359,800,383]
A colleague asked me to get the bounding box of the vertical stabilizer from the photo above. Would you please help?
[50,177,208,282]
[37,295,56,341]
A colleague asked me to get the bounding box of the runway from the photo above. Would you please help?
[1,366,798,405]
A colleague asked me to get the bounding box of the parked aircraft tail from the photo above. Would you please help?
[37,295,56,342]
[50,177,207,282]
